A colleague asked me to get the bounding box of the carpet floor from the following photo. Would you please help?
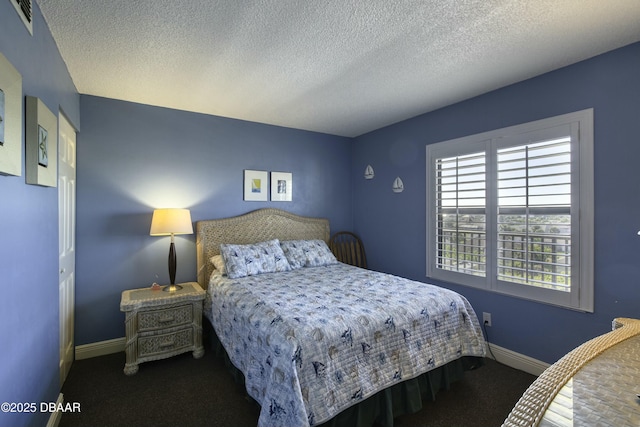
[60,348,535,427]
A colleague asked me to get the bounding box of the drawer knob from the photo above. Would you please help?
[158,316,175,323]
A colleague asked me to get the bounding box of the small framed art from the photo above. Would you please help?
[244,169,268,201]
[0,52,23,177]
[26,96,58,187]
[271,172,292,202]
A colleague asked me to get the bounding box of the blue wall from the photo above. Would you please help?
[3,5,640,427]
[75,96,353,345]
[353,42,640,364]
[0,2,80,427]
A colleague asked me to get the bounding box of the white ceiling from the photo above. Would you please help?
[38,0,640,137]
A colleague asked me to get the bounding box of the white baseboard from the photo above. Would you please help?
[45,393,64,427]
[74,337,547,376]
[75,337,125,360]
[485,342,549,376]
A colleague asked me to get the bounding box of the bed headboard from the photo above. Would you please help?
[196,208,330,289]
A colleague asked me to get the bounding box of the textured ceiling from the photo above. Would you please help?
[38,0,640,137]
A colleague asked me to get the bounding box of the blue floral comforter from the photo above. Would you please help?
[205,263,485,427]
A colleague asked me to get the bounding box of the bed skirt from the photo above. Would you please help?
[204,320,484,427]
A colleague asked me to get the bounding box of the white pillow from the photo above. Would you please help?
[210,254,226,275]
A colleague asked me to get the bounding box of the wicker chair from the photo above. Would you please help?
[329,231,367,268]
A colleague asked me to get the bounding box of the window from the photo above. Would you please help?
[426,110,593,311]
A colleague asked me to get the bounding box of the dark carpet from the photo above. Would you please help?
[59,350,535,427]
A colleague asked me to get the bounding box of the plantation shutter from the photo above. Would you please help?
[435,151,487,276]
[11,0,33,34]
[427,110,592,311]
[496,125,572,292]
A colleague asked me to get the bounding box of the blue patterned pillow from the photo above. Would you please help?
[220,239,291,279]
[280,239,338,269]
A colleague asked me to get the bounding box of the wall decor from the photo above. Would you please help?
[26,96,58,187]
[0,52,23,177]
[364,164,374,179]
[0,88,4,143]
[392,176,404,193]
[38,125,48,166]
[244,169,268,201]
[271,172,292,201]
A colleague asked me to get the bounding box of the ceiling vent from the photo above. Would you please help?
[10,0,33,35]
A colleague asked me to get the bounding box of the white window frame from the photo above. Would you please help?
[426,109,594,312]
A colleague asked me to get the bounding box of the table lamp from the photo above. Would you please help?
[150,208,193,292]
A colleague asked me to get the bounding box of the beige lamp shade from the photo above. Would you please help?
[150,208,193,236]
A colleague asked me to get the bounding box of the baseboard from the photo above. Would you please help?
[485,342,549,376]
[75,337,125,360]
[45,393,64,427]
[74,336,547,376]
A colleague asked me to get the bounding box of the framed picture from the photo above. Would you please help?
[0,52,23,177]
[244,169,268,201]
[271,172,292,202]
[0,87,4,142]
[38,125,48,167]
[26,96,58,187]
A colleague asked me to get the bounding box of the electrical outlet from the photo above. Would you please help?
[483,312,492,327]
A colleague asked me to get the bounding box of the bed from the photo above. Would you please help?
[196,208,486,427]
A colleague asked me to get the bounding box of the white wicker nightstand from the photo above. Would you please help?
[120,282,205,375]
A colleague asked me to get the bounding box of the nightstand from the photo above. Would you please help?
[120,282,205,375]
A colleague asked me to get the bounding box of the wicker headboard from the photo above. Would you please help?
[196,208,330,289]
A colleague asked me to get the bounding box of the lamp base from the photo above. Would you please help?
[162,284,183,292]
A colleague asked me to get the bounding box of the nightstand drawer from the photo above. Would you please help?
[137,304,193,331]
[137,328,194,357]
